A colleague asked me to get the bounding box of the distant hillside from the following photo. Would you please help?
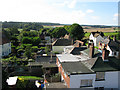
[2,21,61,29]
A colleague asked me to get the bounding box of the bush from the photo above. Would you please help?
[32,46,38,52]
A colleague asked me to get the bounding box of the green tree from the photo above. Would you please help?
[64,25,71,33]
[22,37,32,44]
[24,46,32,59]
[32,37,41,46]
[69,23,84,40]
[52,27,68,38]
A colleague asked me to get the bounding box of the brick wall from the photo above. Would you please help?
[56,57,70,88]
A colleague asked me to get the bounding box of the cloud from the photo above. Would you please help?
[86,9,94,13]
[53,0,77,8]
[68,0,77,8]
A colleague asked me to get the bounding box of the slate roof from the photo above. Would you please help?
[0,32,10,45]
[108,40,120,51]
[61,62,94,74]
[91,57,120,72]
[82,48,102,58]
[52,39,72,46]
[60,56,120,75]
[36,56,56,63]
[91,32,104,37]
[70,47,87,55]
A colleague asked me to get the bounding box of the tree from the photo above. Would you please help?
[24,46,32,59]
[52,27,68,38]
[64,25,71,33]
[69,23,84,40]
[22,37,32,44]
[32,37,41,46]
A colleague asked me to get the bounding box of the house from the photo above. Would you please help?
[0,32,11,58]
[52,39,72,53]
[98,36,120,58]
[89,32,104,46]
[56,43,120,89]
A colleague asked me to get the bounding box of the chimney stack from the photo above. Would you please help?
[113,35,116,41]
[117,44,120,59]
[89,42,94,58]
[102,46,110,61]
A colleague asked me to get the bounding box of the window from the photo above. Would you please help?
[96,72,105,81]
[114,52,116,55]
[80,79,93,87]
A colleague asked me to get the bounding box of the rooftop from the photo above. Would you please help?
[61,62,94,74]
[57,54,79,62]
[91,57,120,72]
[0,32,10,45]
[108,40,120,51]
[91,32,104,37]
[52,39,72,46]
[36,56,56,63]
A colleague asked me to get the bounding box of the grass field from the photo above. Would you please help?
[84,32,118,39]
[18,76,43,80]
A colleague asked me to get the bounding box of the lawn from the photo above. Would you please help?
[18,76,43,80]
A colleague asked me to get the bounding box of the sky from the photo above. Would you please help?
[0,0,119,25]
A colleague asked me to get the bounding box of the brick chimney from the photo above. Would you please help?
[113,35,116,41]
[89,42,94,58]
[117,44,120,59]
[102,46,110,61]
[108,35,111,40]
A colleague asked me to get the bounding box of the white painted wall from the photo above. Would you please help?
[52,46,65,53]
[95,71,120,89]
[118,71,120,89]
[89,34,103,46]
[69,71,120,89]
[96,35,103,46]
[1,42,11,56]
[106,46,113,56]
[70,74,96,88]
[104,71,119,88]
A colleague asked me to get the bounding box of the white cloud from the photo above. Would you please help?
[53,0,77,8]
[68,0,77,8]
[86,9,94,13]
